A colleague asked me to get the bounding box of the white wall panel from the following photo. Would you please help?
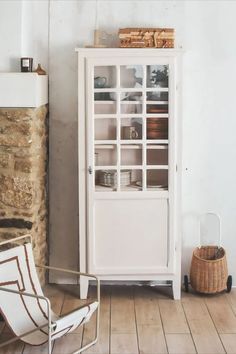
[1,0,236,286]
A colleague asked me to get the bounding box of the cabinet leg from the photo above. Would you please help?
[80,276,89,299]
[172,277,181,300]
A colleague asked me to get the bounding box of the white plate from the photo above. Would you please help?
[136,181,167,189]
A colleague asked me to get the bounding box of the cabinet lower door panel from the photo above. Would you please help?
[90,198,168,274]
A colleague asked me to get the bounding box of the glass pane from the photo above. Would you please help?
[146,85,169,115]
[146,65,169,88]
[120,169,142,191]
[94,66,116,88]
[121,118,142,140]
[95,118,116,140]
[147,145,168,165]
[120,65,143,88]
[120,92,142,114]
[146,170,168,190]
[146,91,168,102]
[146,103,168,114]
[146,118,168,140]
[95,145,117,166]
[121,145,142,166]
[94,93,117,114]
[95,169,117,191]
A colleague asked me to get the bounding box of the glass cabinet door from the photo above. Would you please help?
[93,63,169,192]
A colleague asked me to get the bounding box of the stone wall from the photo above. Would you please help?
[0,105,48,284]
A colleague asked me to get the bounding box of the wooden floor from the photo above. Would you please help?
[1,285,236,354]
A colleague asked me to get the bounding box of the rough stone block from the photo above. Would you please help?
[0,108,35,122]
[0,122,31,136]
[0,135,32,147]
[0,175,33,209]
[0,153,9,168]
[14,148,32,159]
[13,211,33,218]
[14,159,33,173]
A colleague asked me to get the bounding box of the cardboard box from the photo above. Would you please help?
[119,28,175,48]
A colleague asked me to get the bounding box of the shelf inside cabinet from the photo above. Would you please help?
[146,114,169,119]
[94,114,117,119]
[145,165,169,170]
[121,144,142,149]
[95,166,117,170]
[94,88,116,92]
[120,140,143,145]
[95,184,142,192]
[147,144,168,150]
[95,144,116,150]
[146,101,168,105]
[95,140,152,145]
[147,139,169,144]
[121,101,142,104]
[94,100,116,104]
[94,142,169,148]
[95,144,143,150]
[95,140,118,145]
[146,88,169,92]
[120,165,142,169]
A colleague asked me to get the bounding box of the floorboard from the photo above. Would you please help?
[205,294,236,333]
[1,286,236,353]
[182,296,226,354]
[134,286,167,354]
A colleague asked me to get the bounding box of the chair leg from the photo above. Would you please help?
[48,338,52,354]
[48,320,52,354]
[70,307,99,354]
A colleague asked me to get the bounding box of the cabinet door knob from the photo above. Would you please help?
[88,166,92,174]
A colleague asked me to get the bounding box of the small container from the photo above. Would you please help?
[21,57,33,72]
[35,63,46,75]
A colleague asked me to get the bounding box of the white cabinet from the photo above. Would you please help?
[76,48,182,299]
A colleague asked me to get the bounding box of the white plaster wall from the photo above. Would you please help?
[0,0,48,72]
[182,0,236,279]
[21,0,49,71]
[0,1,22,71]
[1,0,236,287]
[48,0,236,285]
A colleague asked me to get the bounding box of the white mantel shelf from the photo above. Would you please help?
[0,73,48,108]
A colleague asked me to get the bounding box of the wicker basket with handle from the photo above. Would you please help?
[189,213,228,294]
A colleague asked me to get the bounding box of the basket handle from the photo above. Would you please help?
[198,212,221,248]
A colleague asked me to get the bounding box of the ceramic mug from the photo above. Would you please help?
[94,76,107,88]
[122,126,138,140]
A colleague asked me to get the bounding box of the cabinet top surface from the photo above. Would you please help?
[75,47,183,56]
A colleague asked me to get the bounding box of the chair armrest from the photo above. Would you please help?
[0,287,52,315]
[36,264,100,303]
[36,264,98,280]
[0,287,52,326]
[0,286,51,304]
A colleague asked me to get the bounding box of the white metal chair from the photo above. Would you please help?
[0,234,100,354]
